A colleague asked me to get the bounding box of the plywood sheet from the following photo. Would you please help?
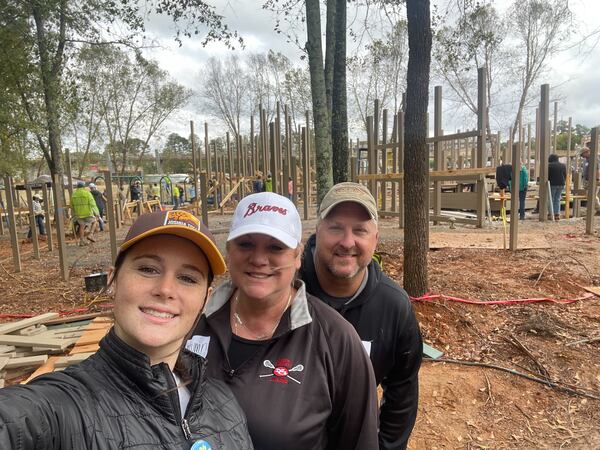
[22,356,59,384]
[68,317,112,355]
[430,232,550,250]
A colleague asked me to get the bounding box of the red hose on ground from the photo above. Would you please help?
[0,303,114,320]
[2,293,597,320]
[410,292,596,305]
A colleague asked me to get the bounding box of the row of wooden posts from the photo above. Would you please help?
[1,68,598,279]
[0,106,319,280]
[352,68,599,249]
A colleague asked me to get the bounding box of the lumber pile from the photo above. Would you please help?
[0,313,112,387]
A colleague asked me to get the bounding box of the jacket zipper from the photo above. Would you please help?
[181,418,192,440]
[162,364,192,442]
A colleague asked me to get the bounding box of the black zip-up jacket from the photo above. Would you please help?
[0,328,253,449]
[193,280,379,450]
[300,234,423,450]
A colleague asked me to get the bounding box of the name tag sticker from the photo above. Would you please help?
[361,340,372,356]
[186,335,210,358]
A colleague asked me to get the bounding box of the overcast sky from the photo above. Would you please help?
[141,0,600,143]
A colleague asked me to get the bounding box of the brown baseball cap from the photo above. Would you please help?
[118,210,226,275]
[318,182,378,222]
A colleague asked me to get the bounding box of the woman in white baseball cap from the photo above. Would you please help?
[193,192,378,449]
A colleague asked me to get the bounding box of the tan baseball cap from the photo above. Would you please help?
[118,210,226,275]
[318,182,378,222]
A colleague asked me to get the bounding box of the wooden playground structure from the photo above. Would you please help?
[352,69,599,249]
[1,67,598,281]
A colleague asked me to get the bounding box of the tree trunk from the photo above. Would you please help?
[32,1,65,180]
[324,0,336,120]
[305,0,333,203]
[403,0,432,297]
[331,0,348,183]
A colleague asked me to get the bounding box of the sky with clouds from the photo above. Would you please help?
[140,0,600,143]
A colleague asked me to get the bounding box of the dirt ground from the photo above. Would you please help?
[1,212,599,449]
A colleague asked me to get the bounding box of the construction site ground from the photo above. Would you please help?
[1,212,599,449]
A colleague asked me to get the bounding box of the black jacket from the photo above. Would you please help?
[300,234,423,450]
[548,161,567,186]
[0,328,253,449]
[193,280,379,450]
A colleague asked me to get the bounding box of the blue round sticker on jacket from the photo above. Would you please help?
[190,440,212,450]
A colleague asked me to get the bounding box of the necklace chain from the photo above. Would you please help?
[232,290,293,340]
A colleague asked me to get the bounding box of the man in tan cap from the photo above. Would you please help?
[299,182,422,450]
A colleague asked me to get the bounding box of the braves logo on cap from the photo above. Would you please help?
[164,210,201,230]
[243,202,288,218]
[259,358,304,384]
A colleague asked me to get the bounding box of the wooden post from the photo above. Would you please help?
[585,127,598,235]
[565,117,572,220]
[350,156,358,182]
[52,174,69,281]
[250,115,256,175]
[574,172,582,218]
[391,113,398,213]
[291,156,298,206]
[534,108,540,181]
[366,116,377,202]
[269,122,279,194]
[398,111,405,229]
[204,122,210,177]
[4,176,22,272]
[25,185,40,259]
[286,110,293,180]
[539,85,550,222]
[477,67,487,168]
[553,101,558,152]
[65,148,74,200]
[199,172,209,225]
[527,123,532,175]
[433,86,442,223]
[262,108,269,174]
[302,126,310,220]
[496,131,501,166]
[226,132,233,194]
[381,108,388,212]
[190,121,199,212]
[103,171,118,264]
[509,142,520,250]
[41,183,53,251]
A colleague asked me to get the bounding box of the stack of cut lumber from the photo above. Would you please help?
[0,313,113,388]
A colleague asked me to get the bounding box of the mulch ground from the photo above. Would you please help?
[1,215,599,449]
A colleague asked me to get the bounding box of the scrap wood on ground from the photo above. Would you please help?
[0,312,112,386]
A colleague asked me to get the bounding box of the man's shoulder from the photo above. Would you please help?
[306,294,360,336]
[369,263,411,305]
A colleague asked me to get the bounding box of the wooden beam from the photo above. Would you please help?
[0,313,59,335]
[0,334,76,350]
[219,178,245,208]
[4,355,48,370]
[425,129,479,144]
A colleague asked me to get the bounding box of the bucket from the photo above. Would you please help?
[84,272,108,292]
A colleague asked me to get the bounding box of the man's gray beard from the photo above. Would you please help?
[325,261,364,280]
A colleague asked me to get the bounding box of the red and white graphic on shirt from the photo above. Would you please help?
[259,358,304,384]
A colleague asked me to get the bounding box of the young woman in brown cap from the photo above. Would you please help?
[0,210,253,450]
